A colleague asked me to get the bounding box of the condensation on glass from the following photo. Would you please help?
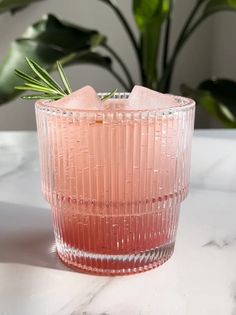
[35,94,195,275]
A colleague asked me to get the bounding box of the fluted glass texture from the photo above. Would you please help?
[35,94,195,275]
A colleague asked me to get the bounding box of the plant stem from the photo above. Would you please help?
[178,9,225,56]
[160,0,207,92]
[101,0,143,81]
[108,68,130,91]
[102,43,134,89]
[162,0,173,74]
[182,12,213,43]
[176,0,207,48]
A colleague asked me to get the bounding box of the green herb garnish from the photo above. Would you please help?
[56,61,72,95]
[15,58,116,102]
[100,88,117,101]
[15,58,69,100]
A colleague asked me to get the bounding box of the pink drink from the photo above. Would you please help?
[35,94,195,275]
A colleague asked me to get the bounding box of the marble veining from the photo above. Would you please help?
[231,283,236,315]
[203,237,236,249]
[0,130,236,315]
[0,154,33,179]
[56,280,113,315]
[70,285,112,315]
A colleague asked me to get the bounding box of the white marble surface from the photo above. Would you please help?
[0,130,236,315]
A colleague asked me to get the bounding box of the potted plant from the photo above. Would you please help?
[0,0,236,127]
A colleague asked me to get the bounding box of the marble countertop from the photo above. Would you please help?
[0,130,236,315]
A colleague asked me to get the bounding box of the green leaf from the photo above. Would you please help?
[15,57,73,99]
[133,0,169,31]
[0,14,108,105]
[198,79,236,116]
[204,0,236,15]
[181,84,236,128]
[15,83,59,94]
[14,69,47,86]
[100,88,117,101]
[25,58,65,95]
[0,0,44,14]
[57,61,72,94]
[21,94,60,100]
[133,0,170,88]
[59,51,112,68]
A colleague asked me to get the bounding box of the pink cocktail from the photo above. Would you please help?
[35,93,195,275]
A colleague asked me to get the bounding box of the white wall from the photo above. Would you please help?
[0,0,229,130]
[212,12,236,80]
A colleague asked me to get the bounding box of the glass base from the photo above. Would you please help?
[56,237,175,275]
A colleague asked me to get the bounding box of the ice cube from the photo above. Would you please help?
[53,85,102,110]
[103,98,128,110]
[128,85,179,110]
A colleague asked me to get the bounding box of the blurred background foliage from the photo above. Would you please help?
[0,0,236,127]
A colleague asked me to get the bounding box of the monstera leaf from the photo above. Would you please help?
[181,81,236,128]
[133,0,170,88]
[0,0,45,14]
[0,14,111,104]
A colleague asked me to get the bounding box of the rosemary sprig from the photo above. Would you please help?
[15,69,47,86]
[15,58,70,100]
[21,94,61,100]
[101,88,117,101]
[15,83,59,94]
[57,61,72,94]
[24,58,65,95]
[15,57,117,102]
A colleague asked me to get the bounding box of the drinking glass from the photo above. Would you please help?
[35,93,195,275]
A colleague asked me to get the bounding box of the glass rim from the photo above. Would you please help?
[35,92,195,114]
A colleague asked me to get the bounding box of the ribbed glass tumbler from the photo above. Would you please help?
[35,94,195,275]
